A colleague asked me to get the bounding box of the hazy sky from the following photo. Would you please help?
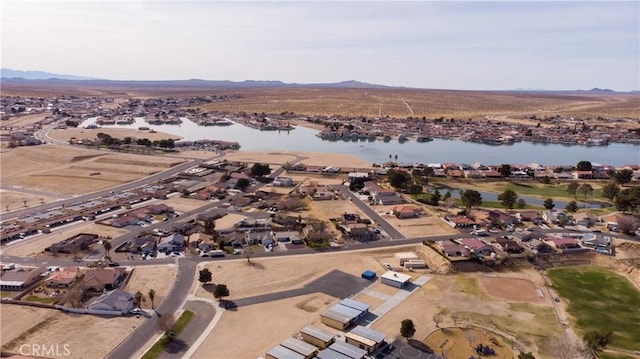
[2,1,639,90]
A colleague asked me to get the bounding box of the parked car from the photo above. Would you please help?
[108,262,120,267]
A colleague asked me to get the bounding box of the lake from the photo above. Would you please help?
[80,117,639,167]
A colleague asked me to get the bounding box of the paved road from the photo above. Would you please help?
[159,300,216,359]
[106,258,197,359]
[332,185,405,240]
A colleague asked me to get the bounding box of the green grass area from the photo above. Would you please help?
[547,267,640,351]
[440,180,606,202]
[142,310,194,359]
[453,275,489,299]
[24,295,56,304]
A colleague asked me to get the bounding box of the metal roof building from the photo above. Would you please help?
[339,298,370,313]
[325,341,367,359]
[380,270,412,288]
[266,345,305,359]
[280,337,318,358]
[345,326,386,353]
[300,325,336,349]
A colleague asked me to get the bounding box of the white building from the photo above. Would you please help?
[380,271,412,288]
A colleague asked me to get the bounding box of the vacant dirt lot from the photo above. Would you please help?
[124,265,177,309]
[0,305,141,359]
[0,189,62,214]
[222,150,373,169]
[161,195,212,213]
[1,145,184,195]
[477,276,545,303]
[376,205,459,238]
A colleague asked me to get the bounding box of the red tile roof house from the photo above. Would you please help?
[444,215,477,228]
[392,205,422,219]
[46,267,83,288]
[544,237,582,252]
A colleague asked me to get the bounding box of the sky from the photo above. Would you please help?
[1,1,639,91]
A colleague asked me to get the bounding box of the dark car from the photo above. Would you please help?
[108,262,120,267]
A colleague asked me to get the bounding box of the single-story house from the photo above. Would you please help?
[442,243,470,257]
[0,267,46,291]
[82,268,125,292]
[346,223,375,241]
[272,231,301,243]
[46,267,83,288]
[86,289,134,313]
[157,234,184,253]
[460,238,494,256]
[245,231,271,245]
[391,205,422,219]
[494,238,524,254]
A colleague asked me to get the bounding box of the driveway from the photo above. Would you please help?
[159,300,216,359]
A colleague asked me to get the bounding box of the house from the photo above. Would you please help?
[573,171,593,179]
[190,232,215,251]
[125,236,156,255]
[157,234,184,253]
[345,326,386,354]
[45,233,99,254]
[313,190,334,201]
[573,212,597,227]
[391,205,421,219]
[374,190,403,205]
[348,172,370,184]
[494,238,524,254]
[273,176,295,187]
[581,233,611,248]
[146,203,174,215]
[380,271,411,288]
[523,239,555,254]
[46,267,83,288]
[488,210,519,226]
[272,230,301,243]
[444,216,477,228]
[245,231,271,245]
[82,268,125,292]
[346,223,375,241]
[86,289,134,313]
[299,325,336,349]
[299,181,318,196]
[460,238,494,256]
[545,237,582,251]
[442,243,469,257]
[0,267,46,291]
[517,211,543,224]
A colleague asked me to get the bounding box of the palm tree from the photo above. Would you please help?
[148,289,156,310]
[583,331,611,359]
[134,291,145,309]
[102,240,112,259]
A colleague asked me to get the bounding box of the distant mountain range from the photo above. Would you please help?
[1,68,636,93]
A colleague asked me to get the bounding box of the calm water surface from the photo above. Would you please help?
[80,118,639,166]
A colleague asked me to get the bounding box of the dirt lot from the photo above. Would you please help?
[124,265,177,308]
[0,189,61,214]
[477,275,545,303]
[424,327,512,358]
[376,205,459,238]
[1,223,127,257]
[190,247,561,358]
[0,304,142,359]
[161,195,211,213]
[0,145,184,195]
[222,150,373,169]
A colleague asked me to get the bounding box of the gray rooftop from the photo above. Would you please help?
[321,304,363,324]
[316,349,353,359]
[266,345,305,359]
[349,325,386,343]
[327,341,367,359]
[281,337,318,356]
[339,298,370,312]
[300,325,335,342]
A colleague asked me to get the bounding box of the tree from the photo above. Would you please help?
[102,240,112,259]
[498,189,518,210]
[198,268,212,286]
[579,183,594,200]
[601,182,620,201]
[134,291,145,308]
[615,186,640,213]
[148,289,156,310]
[432,314,443,328]
[583,330,611,359]
[400,319,416,339]
[566,182,579,200]
[387,169,411,190]
[516,198,527,209]
[156,313,175,337]
[461,190,483,213]
[203,219,216,235]
[407,184,423,195]
[236,178,251,191]
[250,163,271,177]
[244,246,254,263]
[543,198,555,210]
[613,169,633,185]
[213,284,230,301]
[576,160,592,171]
[499,164,512,177]
[565,201,579,213]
